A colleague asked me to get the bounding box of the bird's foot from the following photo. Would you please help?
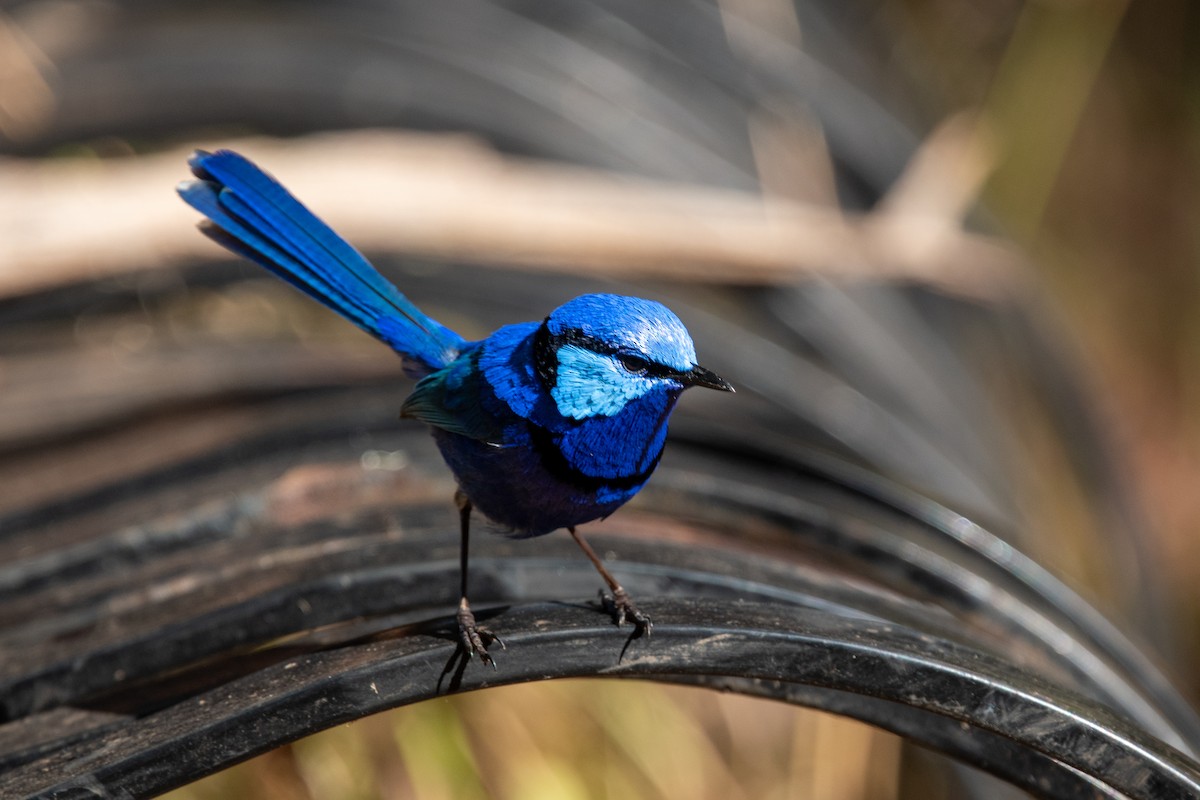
[600,587,652,637]
[457,601,503,669]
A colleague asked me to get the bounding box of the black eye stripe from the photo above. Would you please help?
[553,327,621,357]
[533,321,679,388]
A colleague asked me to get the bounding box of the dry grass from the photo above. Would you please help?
[163,681,902,800]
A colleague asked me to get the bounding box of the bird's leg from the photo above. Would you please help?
[568,526,652,635]
[455,490,501,667]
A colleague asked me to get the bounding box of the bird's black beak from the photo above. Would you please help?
[684,364,735,392]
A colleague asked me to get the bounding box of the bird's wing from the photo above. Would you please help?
[178,149,464,377]
[401,353,510,446]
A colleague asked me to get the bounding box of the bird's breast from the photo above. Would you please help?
[431,389,679,537]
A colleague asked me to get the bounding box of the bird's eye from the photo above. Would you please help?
[617,353,650,374]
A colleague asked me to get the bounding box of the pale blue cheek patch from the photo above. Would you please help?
[551,345,655,419]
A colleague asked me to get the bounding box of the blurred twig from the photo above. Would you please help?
[0,12,56,143]
[0,125,1019,300]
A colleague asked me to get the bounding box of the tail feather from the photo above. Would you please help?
[178,149,464,377]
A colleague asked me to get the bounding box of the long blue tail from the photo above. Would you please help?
[178,149,465,377]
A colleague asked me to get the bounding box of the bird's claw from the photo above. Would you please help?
[457,603,504,669]
[600,588,652,637]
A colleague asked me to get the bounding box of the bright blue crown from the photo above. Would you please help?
[546,294,697,372]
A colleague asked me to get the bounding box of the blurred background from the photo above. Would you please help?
[2,0,1198,797]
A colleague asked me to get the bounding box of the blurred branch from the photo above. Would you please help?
[873,111,999,272]
[0,126,1021,300]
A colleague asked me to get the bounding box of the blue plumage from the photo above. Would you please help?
[179,150,462,377]
[178,150,733,665]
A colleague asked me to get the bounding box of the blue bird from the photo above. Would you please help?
[178,149,733,666]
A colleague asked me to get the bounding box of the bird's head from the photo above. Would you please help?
[534,294,733,420]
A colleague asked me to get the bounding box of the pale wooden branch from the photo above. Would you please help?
[0,127,1023,300]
